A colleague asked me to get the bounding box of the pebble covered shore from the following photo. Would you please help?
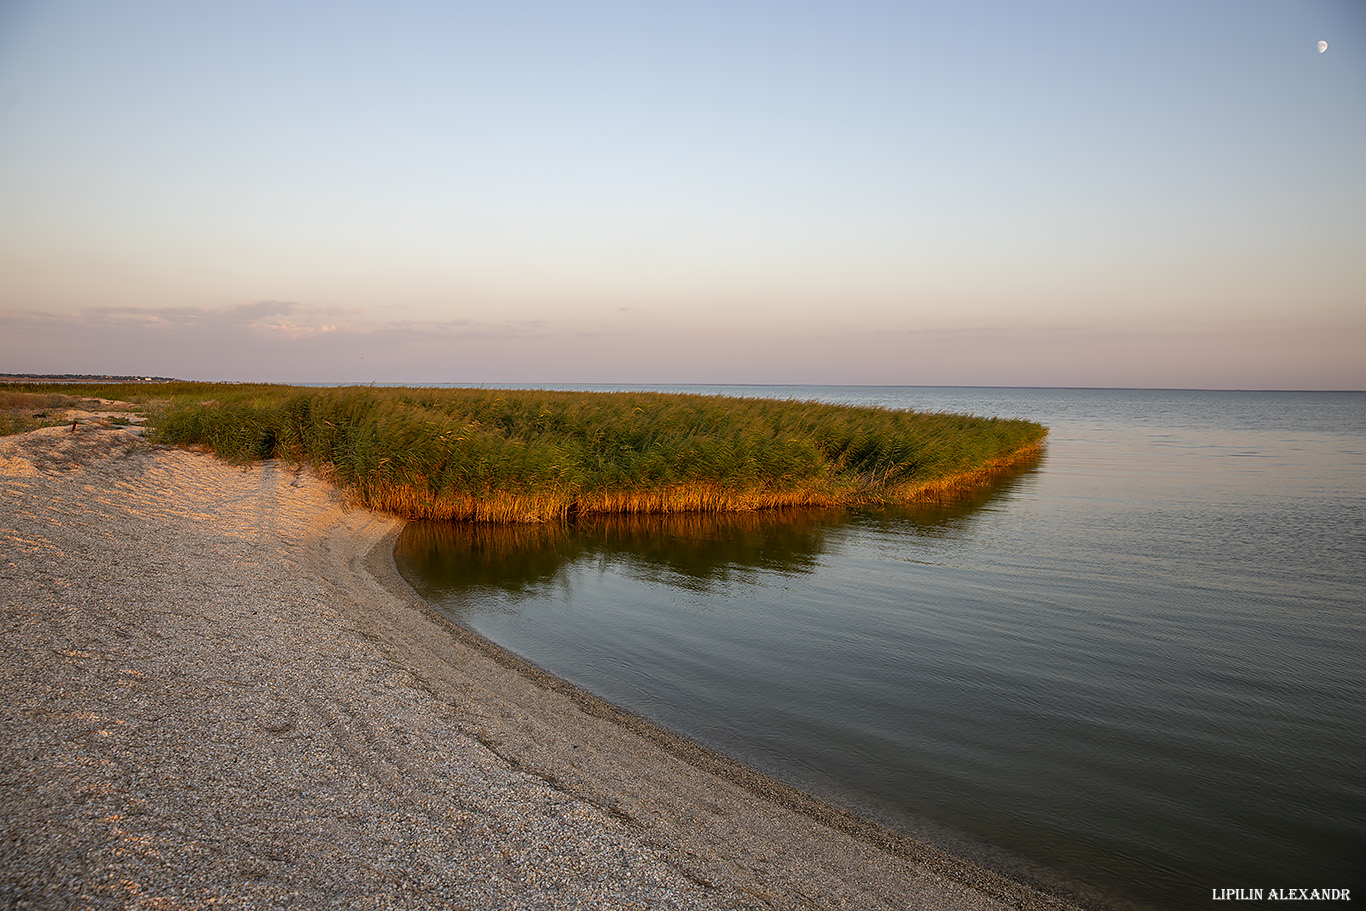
[0,423,1080,910]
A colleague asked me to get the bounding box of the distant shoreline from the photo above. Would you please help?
[0,374,181,384]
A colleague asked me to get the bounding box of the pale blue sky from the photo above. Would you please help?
[2,1,1362,388]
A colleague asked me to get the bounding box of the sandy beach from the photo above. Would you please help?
[1,423,1081,910]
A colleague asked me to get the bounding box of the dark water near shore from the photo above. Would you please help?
[394,386,1366,910]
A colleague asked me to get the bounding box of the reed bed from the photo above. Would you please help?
[3,382,1046,522]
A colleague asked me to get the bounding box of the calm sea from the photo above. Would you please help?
[393,386,1366,910]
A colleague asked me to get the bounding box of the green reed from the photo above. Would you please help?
[5,382,1046,522]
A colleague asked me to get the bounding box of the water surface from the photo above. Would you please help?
[395,387,1366,910]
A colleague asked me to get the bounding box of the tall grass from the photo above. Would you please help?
[3,382,1046,522]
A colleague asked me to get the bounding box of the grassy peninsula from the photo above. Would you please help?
[3,382,1045,522]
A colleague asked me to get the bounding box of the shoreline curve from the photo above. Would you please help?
[1,429,1087,910]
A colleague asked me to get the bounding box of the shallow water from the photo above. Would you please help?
[395,386,1366,910]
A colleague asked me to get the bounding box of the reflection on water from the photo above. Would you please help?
[397,464,1032,604]
[398,507,843,600]
[394,388,1366,911]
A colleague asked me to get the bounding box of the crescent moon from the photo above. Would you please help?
[1318,40,1328,53]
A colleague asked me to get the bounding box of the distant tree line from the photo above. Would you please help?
[0,374,180,383]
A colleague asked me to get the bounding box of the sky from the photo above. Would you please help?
[1,1,1363,389]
